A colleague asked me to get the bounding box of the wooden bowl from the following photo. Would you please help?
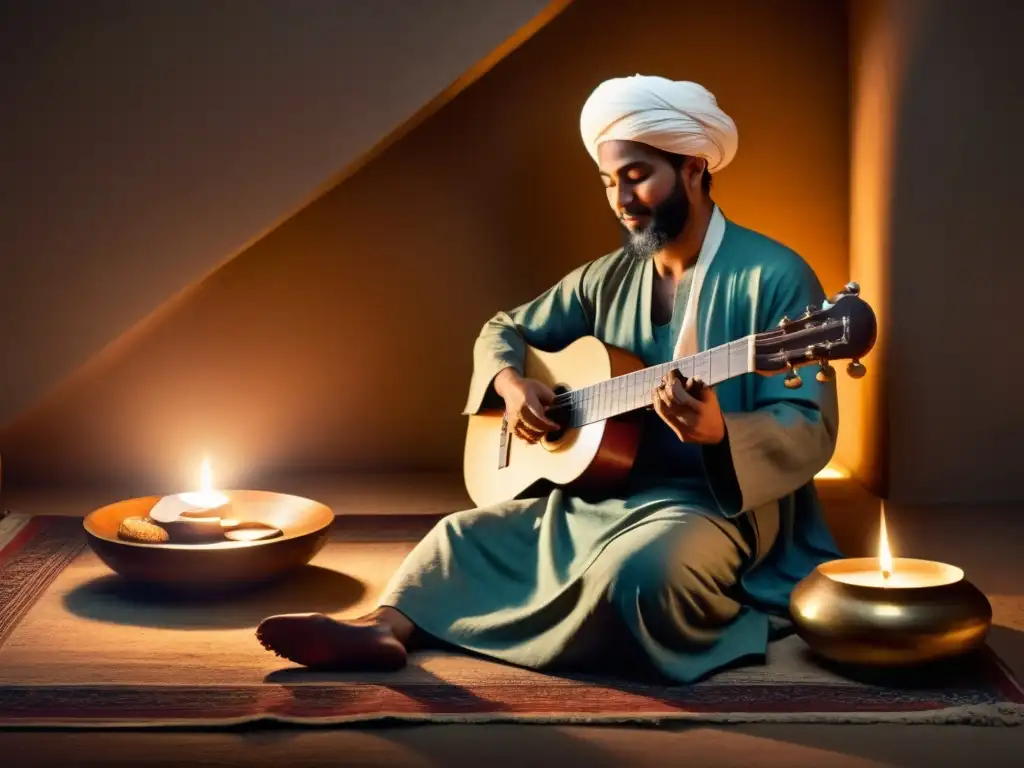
[83,489,334,596]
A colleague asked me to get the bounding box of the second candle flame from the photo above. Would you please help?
[879,504,893,580]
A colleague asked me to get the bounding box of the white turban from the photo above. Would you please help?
[579,75,738,173]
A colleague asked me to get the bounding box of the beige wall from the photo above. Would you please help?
[849,0,1024,504]
[0,0,852,493]
[0,0,559,430]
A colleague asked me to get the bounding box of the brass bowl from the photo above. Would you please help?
[790,557,993,666]
[83,489,334,596]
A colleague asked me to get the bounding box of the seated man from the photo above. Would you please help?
[257,75,844,683]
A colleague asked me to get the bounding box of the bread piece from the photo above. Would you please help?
[117,516,170,544]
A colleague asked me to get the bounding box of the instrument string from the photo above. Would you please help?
[541,328,841,410]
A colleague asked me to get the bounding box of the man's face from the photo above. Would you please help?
[597,140,691,260]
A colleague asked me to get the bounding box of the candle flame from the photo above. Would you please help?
[200,457,213,492]
[178,456,228,509]
[879,505,893,580]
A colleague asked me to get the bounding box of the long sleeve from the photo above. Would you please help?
[701,261,839,516]
[462,263,596,415]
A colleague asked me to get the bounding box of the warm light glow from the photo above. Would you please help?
[873,603,902,618]
[799,598,821,620]
[814,461,850,480]
[200,457,214,492]
[879,503,893,580]
[179,456,229,509]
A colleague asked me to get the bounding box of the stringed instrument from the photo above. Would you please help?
[463,281,877,507]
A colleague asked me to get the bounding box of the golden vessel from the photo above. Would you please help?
[790,557,993,666]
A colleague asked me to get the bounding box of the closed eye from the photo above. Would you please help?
[600,162,652,188]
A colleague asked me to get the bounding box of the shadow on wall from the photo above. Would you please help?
[0,0,560,433]
[884,0,1024,505]
[0,0,851,491]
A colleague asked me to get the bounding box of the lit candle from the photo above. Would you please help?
[789,500,992,666]
[149,457,231,524]
[824,503,964,588]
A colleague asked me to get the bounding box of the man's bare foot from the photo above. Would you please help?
[256,611,409,670]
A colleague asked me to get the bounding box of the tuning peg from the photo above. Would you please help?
[815,361,836,382]
[847,359,867,378]
[784,366,803,389]
[778,315,790,328]
[844,281,860,296]
[802,304,816,318]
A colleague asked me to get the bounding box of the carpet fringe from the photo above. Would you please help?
[3,703,1022,730]
[269,703,1024,727]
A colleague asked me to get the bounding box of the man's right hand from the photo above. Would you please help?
[494,368,559,444]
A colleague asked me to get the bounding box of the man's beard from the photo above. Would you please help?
[620,179,690,261]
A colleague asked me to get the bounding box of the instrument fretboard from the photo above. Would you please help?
[549,336,755,428]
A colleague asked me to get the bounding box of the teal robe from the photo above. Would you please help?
[379,212,844,683]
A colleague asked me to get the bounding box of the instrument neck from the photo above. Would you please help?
[552,336,756,428]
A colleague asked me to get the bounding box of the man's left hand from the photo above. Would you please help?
[653,369,726,445]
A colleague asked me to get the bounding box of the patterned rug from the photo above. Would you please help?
[1,513,1022,728]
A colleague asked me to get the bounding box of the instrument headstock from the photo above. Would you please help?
[754,282,877,388]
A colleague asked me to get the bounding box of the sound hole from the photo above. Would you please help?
[543,383,572,446]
